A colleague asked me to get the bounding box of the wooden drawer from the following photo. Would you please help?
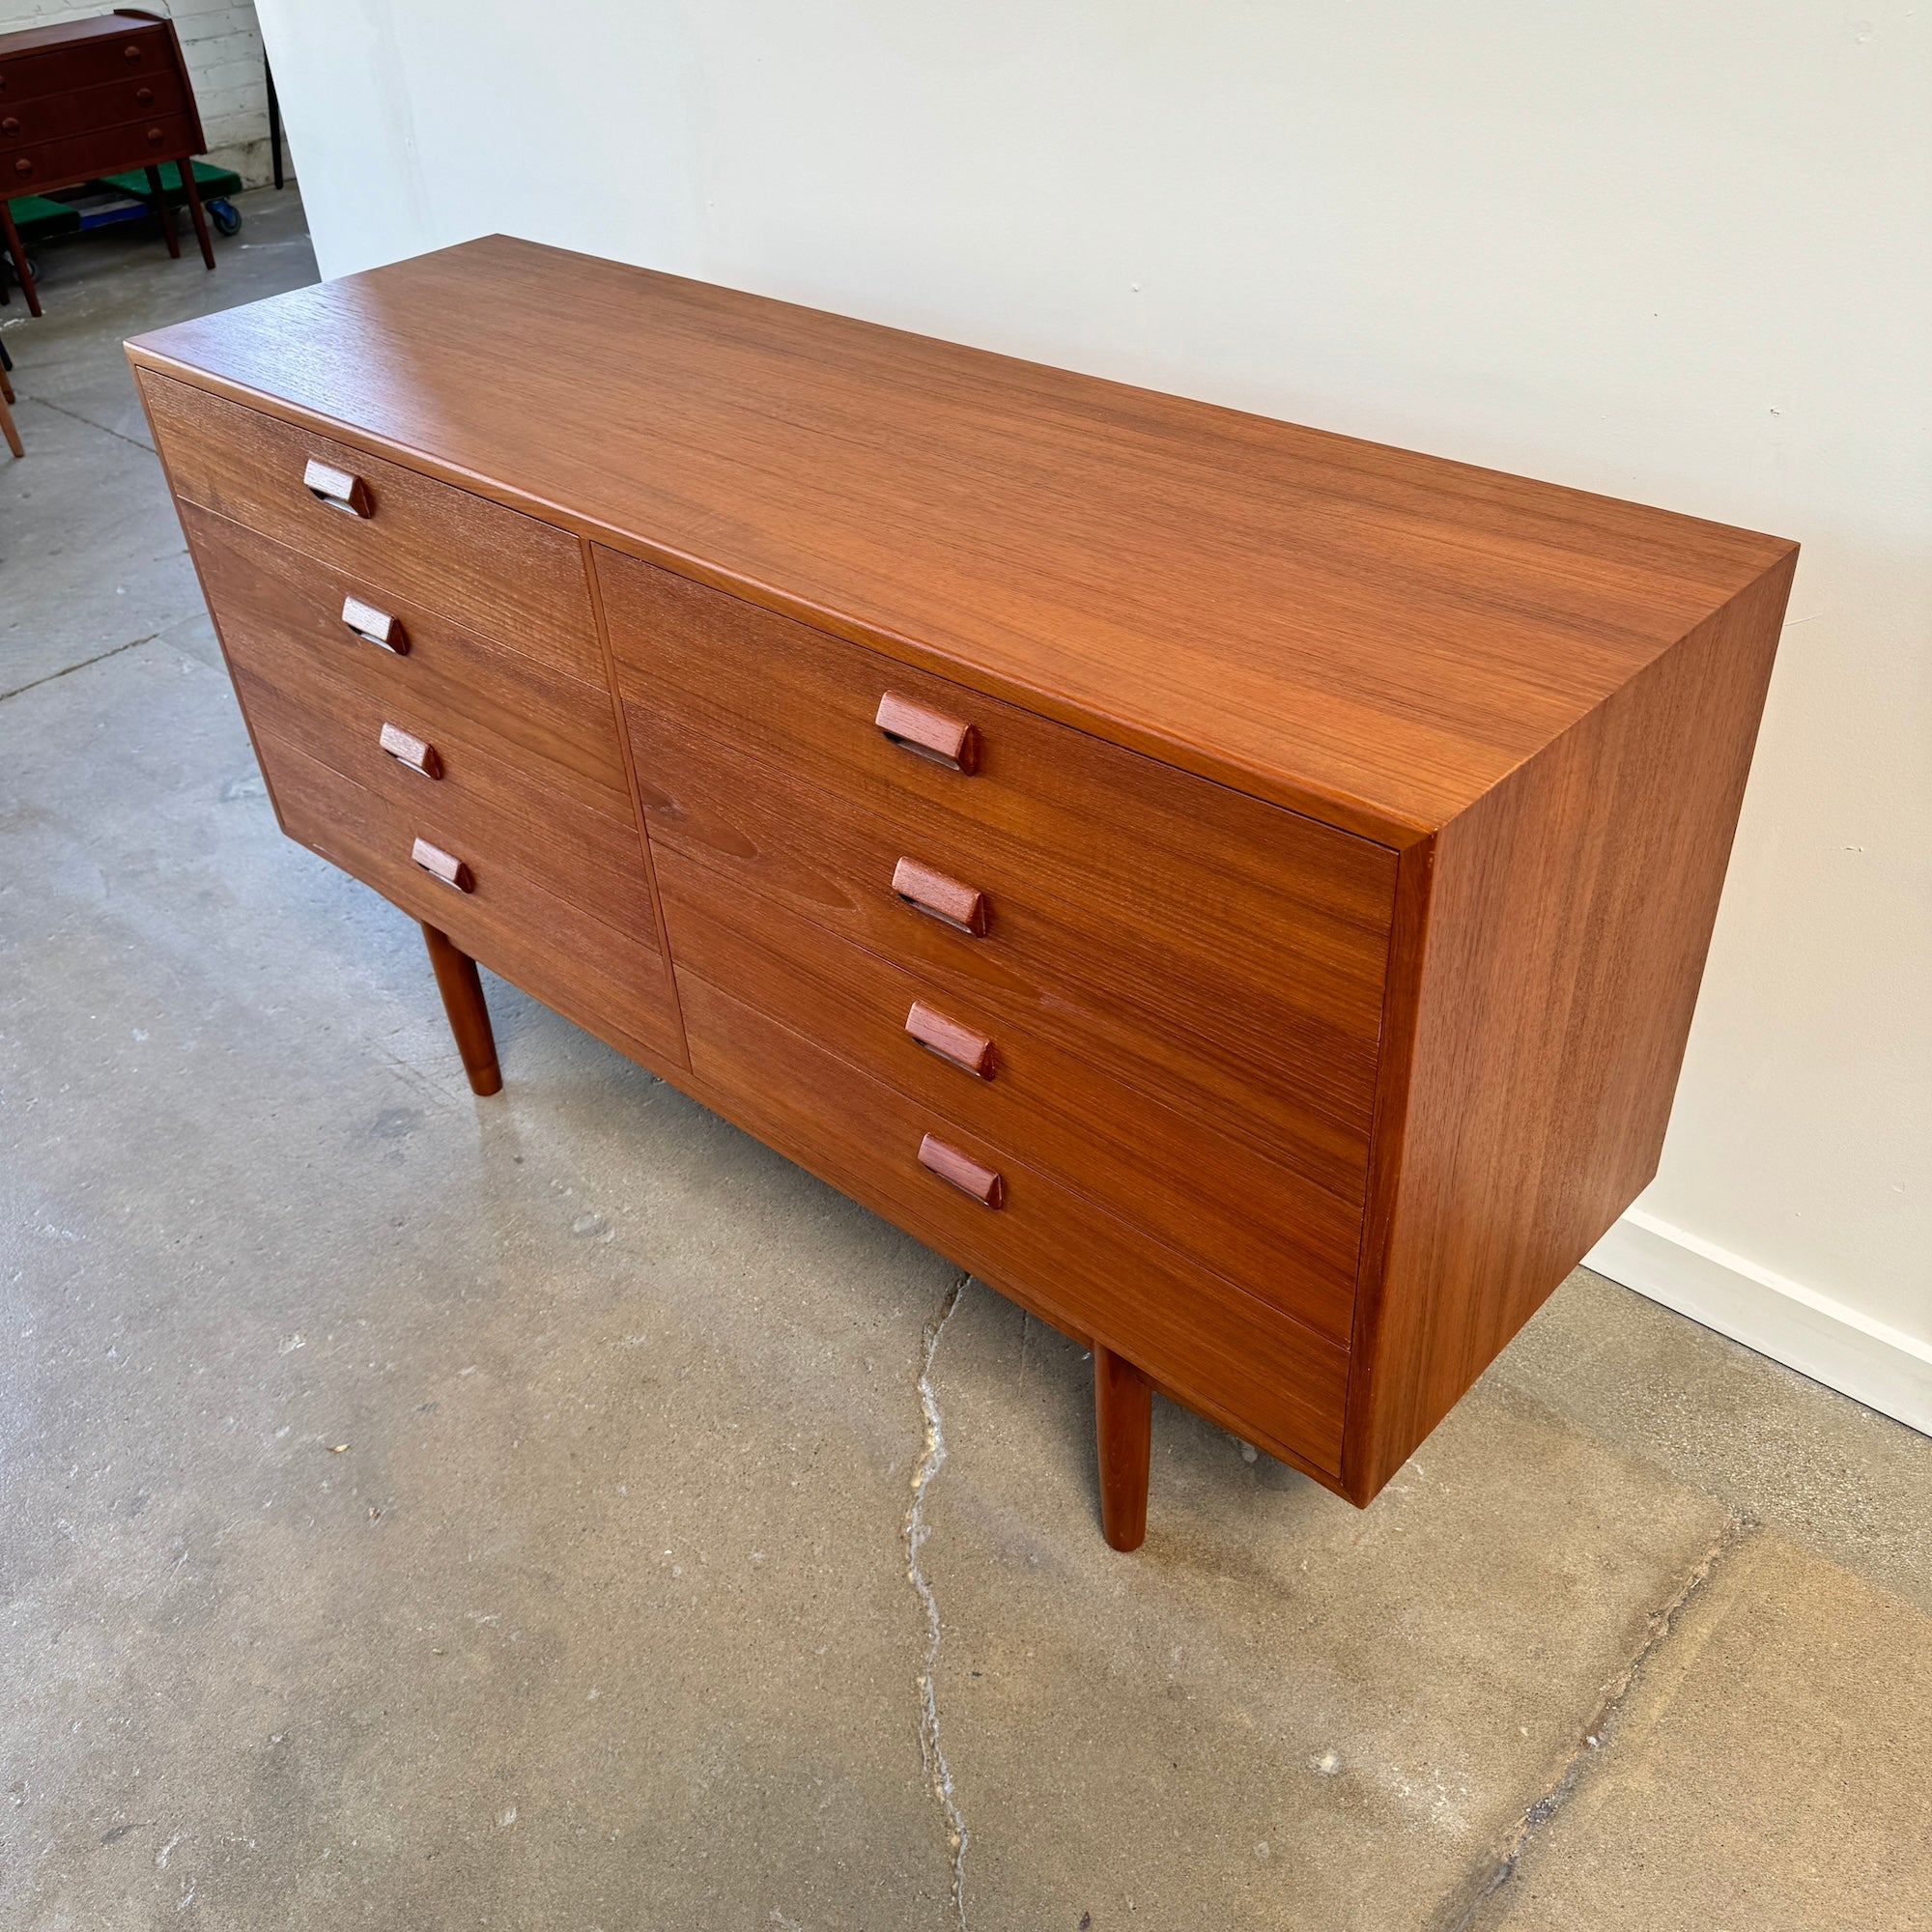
[659,846,1361,1344]
[632,717,1373,1199]
[141,374,602,686]
[6,111,193,189]
[263,733,682,1067]
[0,27,169,102]
[225,642,657,950]
[185,505,656,949]
[603,550,1395,1168]
[182,504,633,826]
[0,71,185,147]
[683,971,1349,1477]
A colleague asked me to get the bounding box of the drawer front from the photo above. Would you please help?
[0,28,171,103]
[660,846,1361,1345]
[602,551,1394,1157]
[226,642,657,949]
[0,71,185,147]
[683,972,1349,1477]
[142,373,602,686]
[632,717,1372,1200]
[6,111,193,189]
[182,504,633,826]
[263,733,682,1066]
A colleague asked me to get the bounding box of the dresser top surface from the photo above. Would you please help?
[128,235,1794,842]
[0,14,163,56]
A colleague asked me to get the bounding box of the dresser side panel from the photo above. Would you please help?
[1343,549,1798,1501]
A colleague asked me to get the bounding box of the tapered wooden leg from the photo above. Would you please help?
[145,165,182,258]
[0,389,20,460]
[1094,1342,1151,1551]
[0,199,41,317]
[421,923,502,1095]
[178,160,215,271]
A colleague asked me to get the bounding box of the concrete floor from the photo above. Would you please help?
[3,196,1929,1932]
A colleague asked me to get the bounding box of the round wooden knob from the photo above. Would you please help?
[136,86,154,103]
[124,43,144,62]
[146,126,164,145]
[0,117,17,135]
[13,157,31,178]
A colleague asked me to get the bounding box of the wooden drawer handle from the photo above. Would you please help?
[412,837,471,893]
[893,856,987,936]
[905,1001,994,1079]
[340,595,407,653]
[875,690,978,774]
[380,722,441,779]
[918,1133,1004,1208]
[303,457,373,518]
[124,42,145,62]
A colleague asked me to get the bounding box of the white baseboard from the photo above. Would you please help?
[1585,1208,1931,1437]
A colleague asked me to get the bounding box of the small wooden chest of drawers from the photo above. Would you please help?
[128,238,1796,1548]
[0,9,216,312]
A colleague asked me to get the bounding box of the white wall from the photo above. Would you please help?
[256,0,1930,1426]
[0,0,273,181]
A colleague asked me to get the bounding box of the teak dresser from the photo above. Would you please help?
[128,238,1797,1549]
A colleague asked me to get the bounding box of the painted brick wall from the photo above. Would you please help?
[0,0,278,182]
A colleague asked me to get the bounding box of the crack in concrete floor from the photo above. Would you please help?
[1439,1510,1759,1930]
[906,1270,973,1929]
[20,387,156,452]
[0,630,163,703]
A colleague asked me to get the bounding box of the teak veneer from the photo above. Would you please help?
[129,236,1797,1549]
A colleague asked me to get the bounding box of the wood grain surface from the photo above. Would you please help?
[1093,1345,1153,1552]
[263,731,682,1065]
[182,508,632,817]
[141,370,601,684]
[633,713,1378,1186]
[226,639,659,946]
[873,689,978,772]
[917,1133,1005,1208]
[0,71,188,148]
[0,14,171,70]
[890,855,988,937]
[0,17,176,112]
[411,837,470,894]
[5,113,195,190]
[420,923,502,1096]
[657,844,1363,1342]
[599,545,1393,1044]
[127,236,1797,841]
[1342,554,1798,1501]
[903,1000,995,1078]
[188,507,660,948]
[680,971,1350,1479]
[130,241,1801,1518]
